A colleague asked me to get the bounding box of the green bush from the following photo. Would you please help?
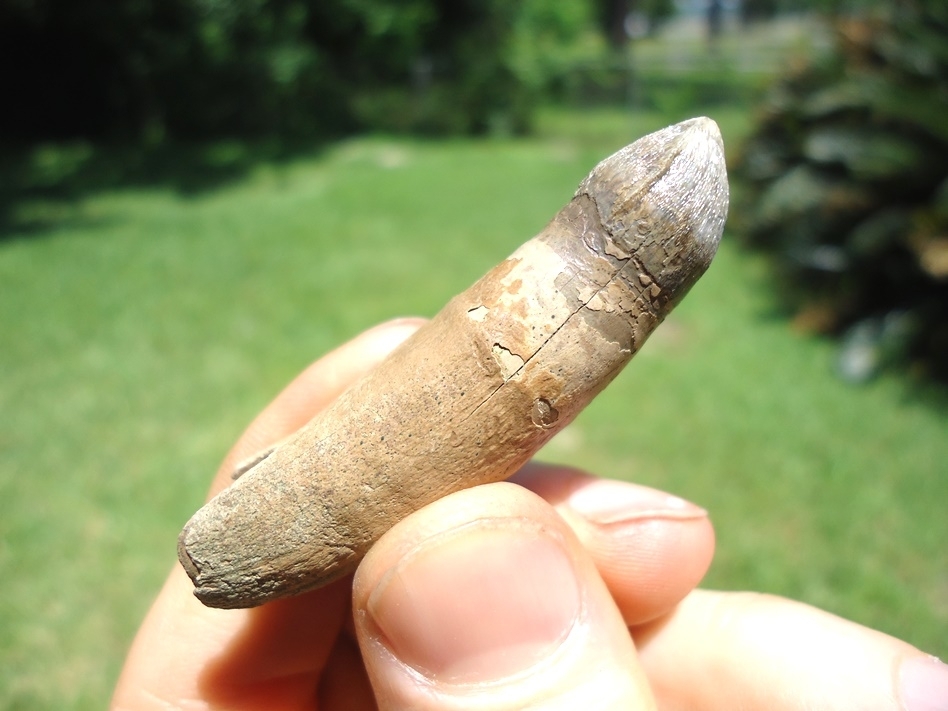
[736,0,948,381]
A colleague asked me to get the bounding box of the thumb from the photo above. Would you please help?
[352,482,656,710]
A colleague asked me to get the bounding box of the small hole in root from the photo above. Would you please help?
[531,398,559,429]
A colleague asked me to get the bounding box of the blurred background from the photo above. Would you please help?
[1,0,946,707]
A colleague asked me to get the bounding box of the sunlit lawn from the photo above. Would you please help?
[1,105,946,709]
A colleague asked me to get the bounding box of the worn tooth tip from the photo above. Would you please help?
[585,116,724,184]
[682,116,724,147]
[683,115,719,132]
[574,115,729,293]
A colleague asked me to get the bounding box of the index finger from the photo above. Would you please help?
[633,589,948,711]
[111,318,425,711]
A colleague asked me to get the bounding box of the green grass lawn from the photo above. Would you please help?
[2,106,946,709]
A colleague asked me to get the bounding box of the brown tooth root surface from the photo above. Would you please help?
[178,117,730,609]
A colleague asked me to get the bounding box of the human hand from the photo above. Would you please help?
[111,318,948,710]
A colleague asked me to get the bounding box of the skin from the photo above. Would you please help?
[112,318,942,711]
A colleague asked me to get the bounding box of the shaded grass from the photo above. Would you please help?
[0,137,331,240]
[1,106,946,709]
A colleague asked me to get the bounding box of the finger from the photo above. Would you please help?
[633,588,948,711]
[317,630,378,711]
[111,318,423,711]
[513,463,715,626]
[353,482,656,711]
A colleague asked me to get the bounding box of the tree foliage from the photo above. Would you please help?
[0,0,598,141]
[736,0,948,380]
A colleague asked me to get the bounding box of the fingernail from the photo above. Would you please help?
[900,656,948,711]
[366,521,581,684]
[567,479,707,525]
